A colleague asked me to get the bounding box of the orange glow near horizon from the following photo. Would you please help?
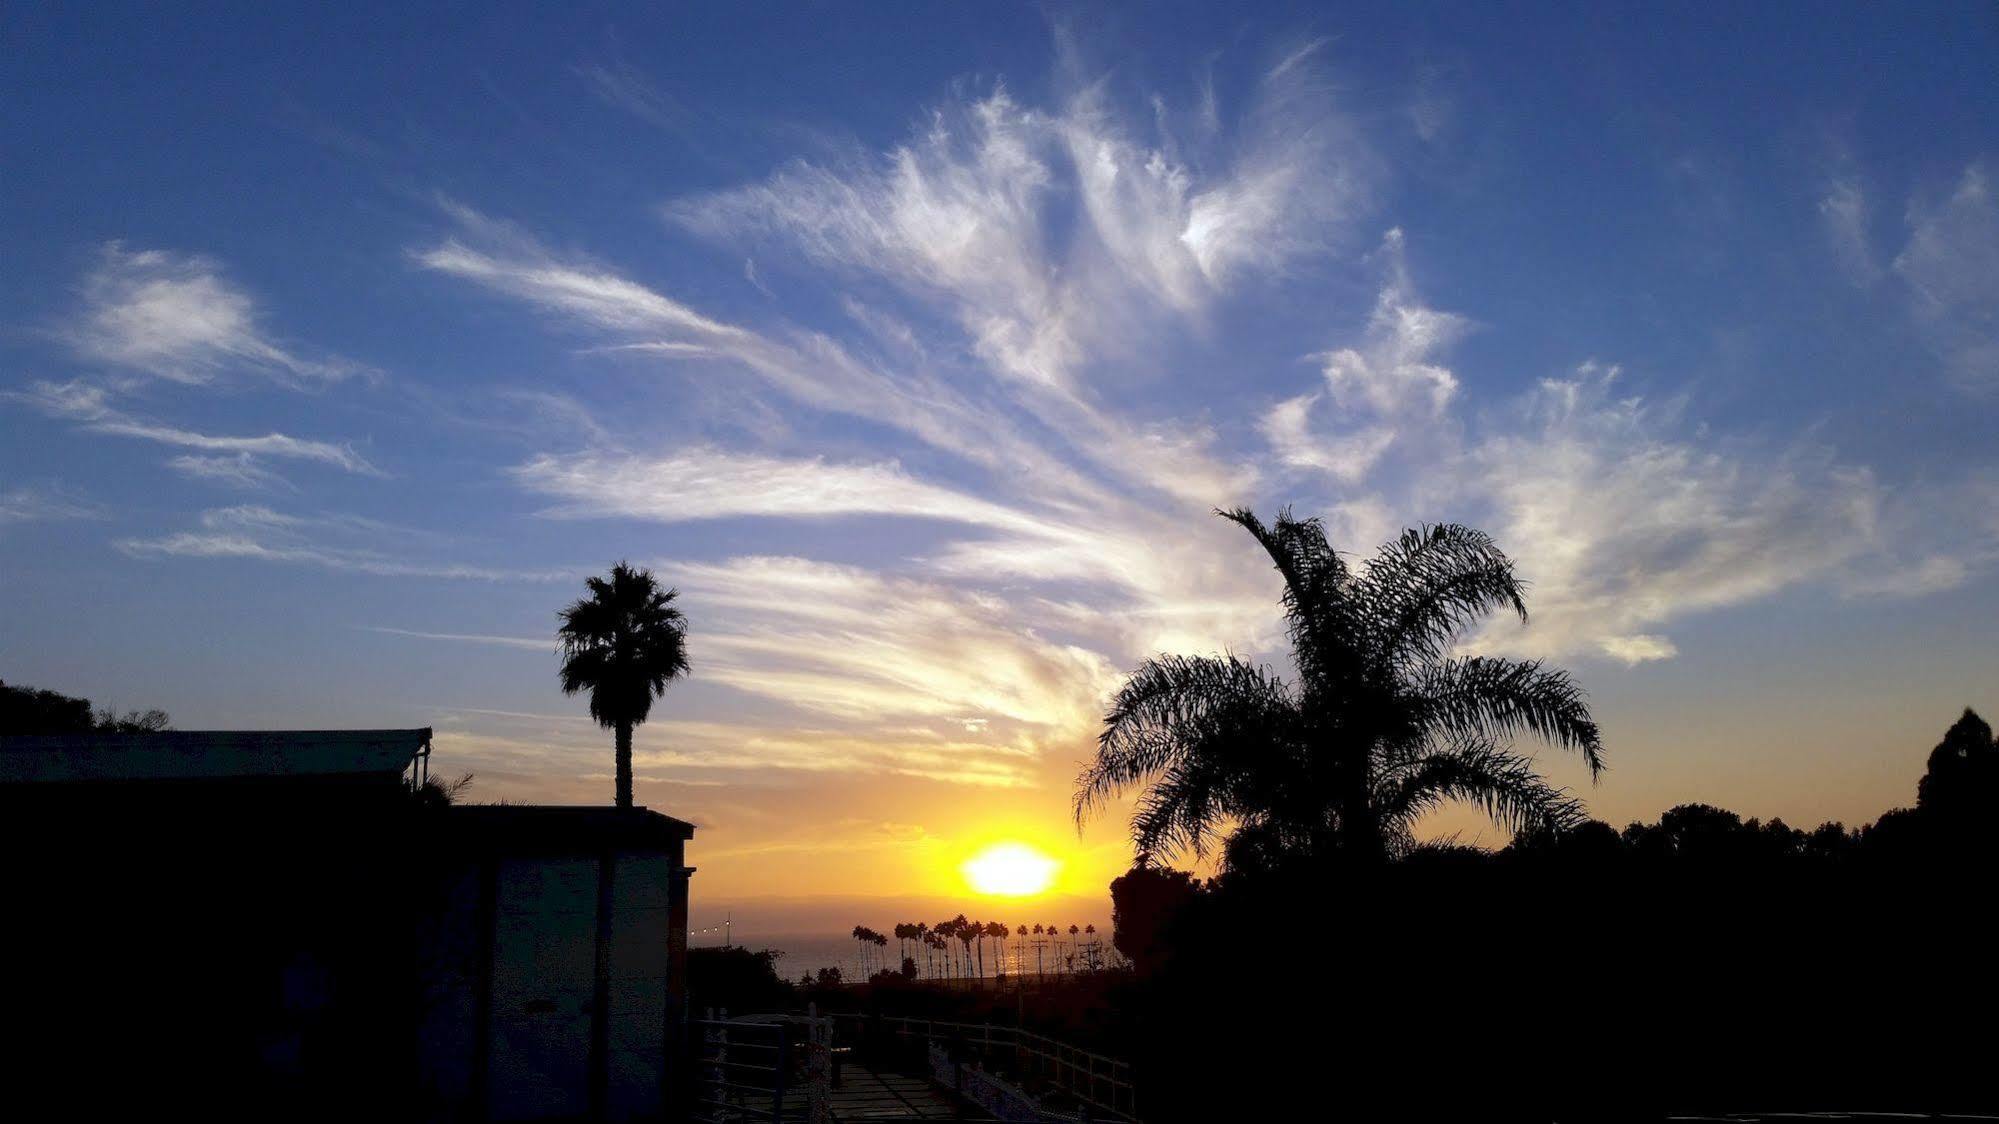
[961,841,1061,897]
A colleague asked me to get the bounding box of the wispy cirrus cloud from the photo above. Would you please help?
[0,483,105,526]
[515,447,1060,536]
[659,61,1366,503]
[118,505,572,582]
[671,555,1121,743]
[1893,162,1999,392]
[414,204,1105,506]
[575,58,691,134]
[1818,176,1881,286]
[6,379,380,477]
[165,453,294,490]
[1262,229,1463,482]
[1459,365,1886,665]
[361,626,548,651]
[65,243,366,386]
[1264,250,1956,667]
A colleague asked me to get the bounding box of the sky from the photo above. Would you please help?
[4,3,1997,922]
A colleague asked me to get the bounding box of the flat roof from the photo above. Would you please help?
[444,805,697,851]
[0,728,430,784]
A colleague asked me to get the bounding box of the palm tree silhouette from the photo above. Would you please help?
[934,917,958,975]
[557,562,689,810]
[1076,512,1603,868]
[955,915,977,980]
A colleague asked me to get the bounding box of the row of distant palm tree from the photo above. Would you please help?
[849,925,891,977]
[859,915,1106,981]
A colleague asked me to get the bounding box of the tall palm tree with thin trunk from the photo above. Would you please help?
[934,918,956,975]
[957,916,977,981]
[1077,512,1603,871]
[558,562,690,810]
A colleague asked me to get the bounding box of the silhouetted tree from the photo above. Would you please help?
[556,562,689,809]
[1076,514,1602,868]
[1803,820,1855,860]
[1,680,172,735]
[1917,707,1997,820]
[955,914,977,979]
[688,946,792,1015]
[933,917,959,975]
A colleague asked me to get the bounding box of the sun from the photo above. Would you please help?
[961,842,1060,897]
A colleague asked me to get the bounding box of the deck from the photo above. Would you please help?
[829,1063,989,1120]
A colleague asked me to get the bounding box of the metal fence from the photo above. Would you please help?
[834,1014,1138,1122]
[691,1010,832,1124]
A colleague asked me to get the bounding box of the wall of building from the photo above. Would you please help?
[419,843,683,1122]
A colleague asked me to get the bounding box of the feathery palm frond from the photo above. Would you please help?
[1375,737,1586,836]
[1361,523,1528,665]
[1076,654,1298,826]
[1414,656,1603,776]
[1216,507,1360,685]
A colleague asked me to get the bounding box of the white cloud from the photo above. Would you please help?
[1462,365,1886,663]
[414,205,1106,506]
[433,714,1038,789]
[1259,393,1394,483]
[1597,634,1679,666]
[0,484,103,526]
[1818,177,1880,285]
[166,453,292,490]
[1893,162,1999,391]
[661,61,1362,501]
[1261,229,1463,481]
[118,505,571,582]
[575,59,688,133]
[514,447,1057,536]
[1266,253,1936,665]
[363,626,548,650]
[672,555,1123,739]
[7,379,379,475]
[417,239,745,341]
[66,244,364,386]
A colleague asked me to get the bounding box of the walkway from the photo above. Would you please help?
[829,1064,987,1120]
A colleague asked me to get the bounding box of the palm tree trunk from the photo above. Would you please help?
[615,719,634,809]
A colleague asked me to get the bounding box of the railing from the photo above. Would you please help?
[691,1009,832,1124]
[834,1014,1138,1122]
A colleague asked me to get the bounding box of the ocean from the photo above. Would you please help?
[692,928,1115,984]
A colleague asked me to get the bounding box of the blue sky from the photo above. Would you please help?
[4,4,1996,899]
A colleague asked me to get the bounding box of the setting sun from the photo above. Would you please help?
[961,842,1060,897]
